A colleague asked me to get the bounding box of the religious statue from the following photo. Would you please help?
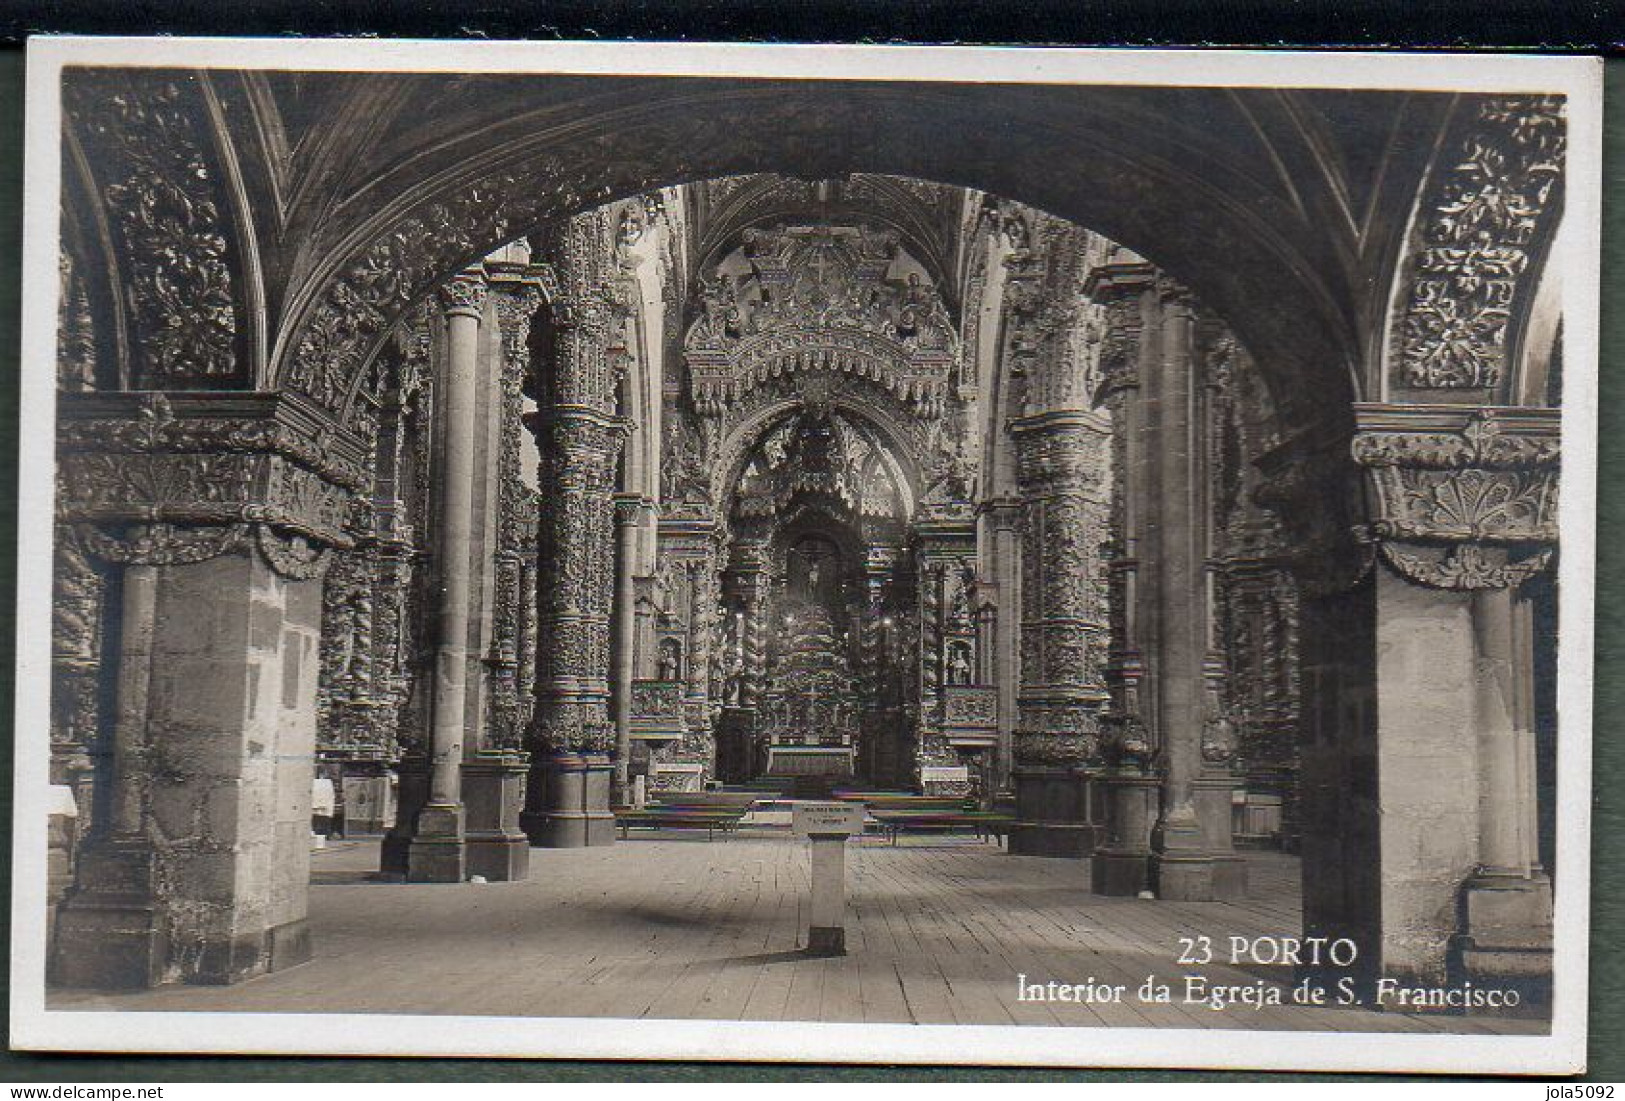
[946,643,973,686]
[657,639,682,682]
[724,651,745,707]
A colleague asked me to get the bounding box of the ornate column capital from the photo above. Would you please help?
[1352,403,1560,590]
[437,267,489,319]
[976,495,1025,531]
[56,391,366,575]
[488,266,545,334]
[612,493,654,529]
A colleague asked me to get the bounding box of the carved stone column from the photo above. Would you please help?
[1146,288,1246,901]
[1006,410,1112,857]
[461,259,544,882]
[521,211,627,848]
[715,539,770,781]
[51,392,363,987]
[734,540,772,709]
[396,268,488,883]
[610,493,651,803]
[655,516,722,774]
[1086,262,1159,894]
[484,264,544,753]
[976,498,1023,791]
[1352,404,1558,992]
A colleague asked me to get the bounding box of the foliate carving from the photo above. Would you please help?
[527,404,626,755]
[1100,714,1154,771]
[255,525,332,580]
[1013,729,1100,768]
[1010,410,1111,749]
[1217,566,1300,771]
[57,252,98,391]
[1396,96,1566,390]
[51,528,103,804]
[942,685,997,728]
[437,269,490,317]
[1353,406,1560,547]
[56,393,364,556]
[65,73,242,388]
[1200,711,1237,765]
[1351,406,1561,471]
[684,223,957,420]
[631,679,686,722]
[1378,543,1554,592]
[72,521,248,567]
[485,272,545,752]
[52,530,102,664]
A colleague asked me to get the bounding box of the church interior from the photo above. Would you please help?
[44,70,1566,1027]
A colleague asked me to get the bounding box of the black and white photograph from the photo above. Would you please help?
[9,40,1601,1074]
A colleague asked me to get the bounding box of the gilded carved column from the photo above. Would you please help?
[1006,409,1112,856]
[976,497,1023,790]
[522,210,628,848]
[485,266,544,752]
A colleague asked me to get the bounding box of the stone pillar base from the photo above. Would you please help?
[1092,771,1160,896]
[523,753,617,848]
[466,836,529,881]
[50,840,166,989]
[1009,822,1102,858]
[463,750,530,882]
[51,844,316,987]
[1009,766,1101,858]
[1153,853,1249,901]
[380,756,430,878]
[1454,873,1554,1004]
[806,926,846,956]
[1091,848,1152,896]
[405,803,466,883]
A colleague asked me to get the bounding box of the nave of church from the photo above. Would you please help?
[45,71,1566,1026]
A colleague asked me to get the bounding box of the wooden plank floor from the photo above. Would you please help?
[51,830,1545,1035]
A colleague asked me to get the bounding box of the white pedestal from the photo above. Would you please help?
[792,801,864,957]
[806,833,848,955]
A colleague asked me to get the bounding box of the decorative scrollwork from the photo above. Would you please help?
[255,524,333,580]
[65,73,242,388]
[1378,542,1554,591]
[1395,96,1566,390]
[72,522,248,567]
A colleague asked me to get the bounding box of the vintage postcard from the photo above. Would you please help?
[9,39,1600,1074]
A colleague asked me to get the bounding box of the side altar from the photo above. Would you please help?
[757,600,860,779]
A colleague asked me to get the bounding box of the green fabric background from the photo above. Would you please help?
[0,50,1615,1083]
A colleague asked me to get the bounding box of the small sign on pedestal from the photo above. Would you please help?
[792,801,866,956]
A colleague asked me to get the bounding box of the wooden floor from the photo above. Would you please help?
[52,831,1544,1034]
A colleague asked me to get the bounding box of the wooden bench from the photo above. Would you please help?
[613,792,758,840]
[831,791,1013,845]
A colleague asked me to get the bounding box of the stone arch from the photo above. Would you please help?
[245,77,1449,439]
[712,393,927,521]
